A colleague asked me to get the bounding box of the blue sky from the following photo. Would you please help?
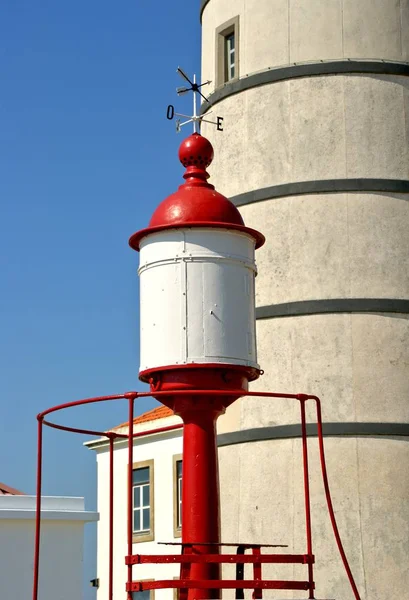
[0,1,201,596]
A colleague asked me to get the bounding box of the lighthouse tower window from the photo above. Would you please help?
[132,460,154,543]
[225,32,235,81]
[216,16,239,87]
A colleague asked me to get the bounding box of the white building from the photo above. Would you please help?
[0,490,97,600]
[87,405,185,600]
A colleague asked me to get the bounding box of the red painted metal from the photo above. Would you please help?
[126,395,135,600]
[32,417,43,600]
[128,133,265,250]
[42,418,126,439]
[178,132,214,167]
[181,408,222,598]
[127,579,311,591]
[126,554,314,565]
[109,437,114,600]
[140,362,261,385]
[150,369,252,600]
[300,399,315,599]
[312,396,362,600]
[149,369,250,395]
[31,389,362,600]
[31,392,182,600]
[252,546,263,599]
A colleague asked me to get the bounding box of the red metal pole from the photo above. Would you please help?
[109,436,114,600]
[181,405,223,600]
[252,546,262,600]
[127,395,135,600]
[299,399,315,599]
[32,417,43,600]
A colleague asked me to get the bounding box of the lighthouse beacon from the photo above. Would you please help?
[129,132,264,600]
[130,132,265,390]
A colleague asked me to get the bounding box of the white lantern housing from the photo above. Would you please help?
[138,228,258,374]
[129,133,264,384]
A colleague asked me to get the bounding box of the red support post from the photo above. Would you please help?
[181,405,223,600]
[299,399,315,599]
[127,395,135,600]
[252,546,262,600]
[32,417,44,600]
[153,369,249,600]
[109,436,115,600]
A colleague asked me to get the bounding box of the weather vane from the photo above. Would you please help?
[166,67,223,134]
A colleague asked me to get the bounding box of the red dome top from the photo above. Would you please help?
[129,133,264,250]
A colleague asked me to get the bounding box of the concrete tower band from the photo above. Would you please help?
[200,1,409,599]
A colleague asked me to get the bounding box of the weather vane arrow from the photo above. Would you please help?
[166,67,223,134]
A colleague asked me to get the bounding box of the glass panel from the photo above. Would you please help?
[142,484,150,507]
[142,508,150,531]
[133,486,141,509]
[178,475,182,527]
[132,590,151,600]
[132,467,149,485]
[225,33,236,81]
[177,460,182,478]
[133,510,141,533]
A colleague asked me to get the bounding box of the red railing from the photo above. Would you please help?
[32,390,361,600]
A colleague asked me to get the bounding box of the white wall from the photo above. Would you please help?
[93,418,183,600]
[0,495,97,600]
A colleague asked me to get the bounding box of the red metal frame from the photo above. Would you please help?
[32,390,361,600]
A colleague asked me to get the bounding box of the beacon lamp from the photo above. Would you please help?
[129,132,264,600]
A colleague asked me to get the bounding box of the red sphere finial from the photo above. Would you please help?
[178,133,214,169]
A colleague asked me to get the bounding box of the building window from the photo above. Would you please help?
[132,460,154,543]
[216,16,239,87]
[132,581,155,600]
[132,591,151,600]
[173,455,182,537]
[173,577,180,600]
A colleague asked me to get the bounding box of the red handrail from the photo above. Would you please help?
[31,390,361,600]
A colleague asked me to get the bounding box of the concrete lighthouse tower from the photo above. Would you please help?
[200,1,409,599]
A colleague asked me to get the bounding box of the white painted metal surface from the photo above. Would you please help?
[139,228,259,373]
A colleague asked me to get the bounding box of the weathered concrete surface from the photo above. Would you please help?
[203,76,409,194]
[237,192,409,307]
[245,314,409,428]
[202,1,409,598]
[202,0,409,90]
[219,437,409,600]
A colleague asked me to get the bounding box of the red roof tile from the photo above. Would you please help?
[113,405,175,430]
[0,482,24,495]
